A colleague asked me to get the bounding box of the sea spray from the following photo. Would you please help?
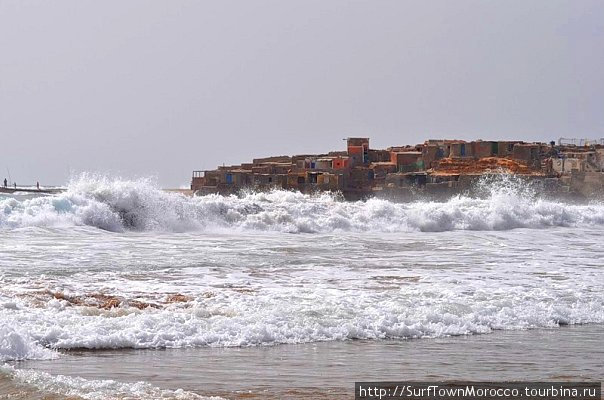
[1,175,603,355]
[1,173,604,232]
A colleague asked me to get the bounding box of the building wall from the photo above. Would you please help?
[348,146,365,166]
[370,162,397,180]
[347,138,369,166]
[473,141,495,158]
[332,157,349,169]
[191,177,205,191]
[422,145,444,168]
[287,172,305,189]
[450,142,474,158]
[391,151,423,171]
[513,144,539,162]
[314,159,332,170]
[317,173,342,191]
[252,156,292,165]
[497,141,518,157]
[368,149,391,163]
[348,167,374,189]
[553,158,585,173]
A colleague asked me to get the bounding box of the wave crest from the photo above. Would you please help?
[1,174,604,232]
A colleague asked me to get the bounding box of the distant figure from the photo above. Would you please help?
[37,181,40,190]
[3,178,6,188]
[14,182,17,189]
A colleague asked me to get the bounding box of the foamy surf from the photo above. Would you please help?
[0,327,57,362]
[1,174,603,400]
[0,364,221,400]
[1,174,604,233]
[1,275,602,352]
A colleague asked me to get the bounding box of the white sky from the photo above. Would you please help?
[1,0,603,186]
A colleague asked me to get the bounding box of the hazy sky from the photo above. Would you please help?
[1,0,603,186]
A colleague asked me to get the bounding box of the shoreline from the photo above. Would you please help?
[6,324,603,400]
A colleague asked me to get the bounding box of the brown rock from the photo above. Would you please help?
[166,294,193,303]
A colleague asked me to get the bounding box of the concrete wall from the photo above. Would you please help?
[552,158,585,173]
[497,141,519,157]
[570,171,604,197]
[512,144,539,162]
[368,149,392,163]
[473,141,495,158]
[450,143,474,158]
[314,159,332,170]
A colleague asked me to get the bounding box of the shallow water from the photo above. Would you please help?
[5,325,604,399]
[1,178,603,399]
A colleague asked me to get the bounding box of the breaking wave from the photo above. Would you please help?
[1,174,604,233]
[0,327,57,363]
[2,285,602,353]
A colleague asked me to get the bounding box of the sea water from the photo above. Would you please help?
[0,175,603,399]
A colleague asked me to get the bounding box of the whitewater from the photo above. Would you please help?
[2,175,604,233]
[1,175,603,398]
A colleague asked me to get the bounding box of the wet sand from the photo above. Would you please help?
[6,324,603,399]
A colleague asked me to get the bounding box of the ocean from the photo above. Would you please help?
[1,175,603,399]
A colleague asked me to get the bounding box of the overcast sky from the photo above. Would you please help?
[1,0,603,187]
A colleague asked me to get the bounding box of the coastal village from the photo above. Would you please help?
[192,138,604,200]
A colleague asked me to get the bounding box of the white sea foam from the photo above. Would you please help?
[1,174,603,364]
[0,326,57,362]
[1,281,602,352]
[1,174,604,232]
[0,364,220,399]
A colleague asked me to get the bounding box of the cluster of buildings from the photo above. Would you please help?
[192,138,604,199]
